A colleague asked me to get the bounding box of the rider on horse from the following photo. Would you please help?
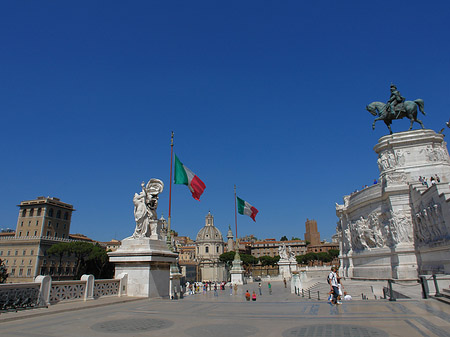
[386,84,405,118]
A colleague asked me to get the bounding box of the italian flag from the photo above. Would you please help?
[174,154,206,200]
[237,196,259,222]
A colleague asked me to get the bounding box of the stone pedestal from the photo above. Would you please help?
[230,253,245,285]
[278,259,298,280]
[336,129,450,280]
[108,238,177,298]
[169,263,182,299]
[290,272,302,294]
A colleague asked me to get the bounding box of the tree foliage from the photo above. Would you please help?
[0,258,8,283]
[258,255,280,266]
[219,252,258,267]
[47,241,114,279]
[296,250,339,264]
[280,236,288,241]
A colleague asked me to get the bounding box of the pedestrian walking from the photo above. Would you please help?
[283,278,287,288]
[234,283,238,295]
[268,282,272,295]
[229,283,233,295]
[258,283,262,296]
[252,291,257,301]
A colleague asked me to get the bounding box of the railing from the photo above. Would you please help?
[0,282,45,312]
[419,274,450,299]
[0,273,128,313]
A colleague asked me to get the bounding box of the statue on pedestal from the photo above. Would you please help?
[131,179,164,239]
[366,84,426,134]
[278,243,289,261]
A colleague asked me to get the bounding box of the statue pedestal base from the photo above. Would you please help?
[290,273,302,294]
[230,254,245,285]
[278,259,298,280]
[108,238,177,298]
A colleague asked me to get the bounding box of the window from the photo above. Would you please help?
[54,233,57,238]
[21,259,24,265]
[46,231,50,236]
[30,250,34,255]
[62,234,65,238]
[56,210,61,219]
[10,268,15,276]
[64,212,69,220]
[48,208,54,217]
[19,268,23,276]
[15,250,18,256]
[23,250,26,255]
[36,220,39,226]
[0,251,2,256]
[34,231,37,236]
[216,246,219,253]
[48,221,52,227]
[56,223,59,228]
[7,250,10,256]
[63,224,66,229]
[26,231,29,236]
[37,208,42,216]
[13,260,16,265]
[29,259,32,264]
[20,222,23,227]
[22,209,26,217]
[205,246,209,253]
[28,221,31,226]
[19,232,22,236]
[29,209,34,216]
[27,268,32,276]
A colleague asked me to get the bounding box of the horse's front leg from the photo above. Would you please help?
[372,117,382,130]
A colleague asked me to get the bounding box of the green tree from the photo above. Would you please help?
[258,255,280,266]
[328,249,339,259]
[86,244,114,279]
[219,251,236,267]
[0,258,8,283]
[280,236,288,241]
[47,242,70,279]
[296,252,318,264]
[291,237,302,241]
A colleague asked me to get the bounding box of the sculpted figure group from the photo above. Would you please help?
[131,179,164,239]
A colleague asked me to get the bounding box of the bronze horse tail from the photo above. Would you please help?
[414,99,426,115]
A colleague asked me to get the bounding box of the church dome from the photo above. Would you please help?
[196,211,223,243]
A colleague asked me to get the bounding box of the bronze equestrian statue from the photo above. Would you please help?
[366,84,426,134]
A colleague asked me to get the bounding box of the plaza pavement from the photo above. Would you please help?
[0,280,449,337]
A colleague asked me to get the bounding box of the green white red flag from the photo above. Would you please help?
[237,196,258,222]
[174,154,206,200]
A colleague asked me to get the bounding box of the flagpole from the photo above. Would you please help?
[234,185,238,251]
[168,131,174,238]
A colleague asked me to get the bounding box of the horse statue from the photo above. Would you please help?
[366,99,426,134]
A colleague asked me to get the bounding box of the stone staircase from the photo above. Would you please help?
[303,281,378,301]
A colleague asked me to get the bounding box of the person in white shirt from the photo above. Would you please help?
[328,266,339,305]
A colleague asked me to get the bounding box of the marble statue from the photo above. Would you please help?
[366,84,426,134]
[131,179,164,239]
[278,243,289,260]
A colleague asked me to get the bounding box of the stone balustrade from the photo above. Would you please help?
[0,273,127,311]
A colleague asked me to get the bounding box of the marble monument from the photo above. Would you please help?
[108,179,177,297]
[336,129,450,279]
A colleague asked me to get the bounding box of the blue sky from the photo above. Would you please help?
[1,1,449,243]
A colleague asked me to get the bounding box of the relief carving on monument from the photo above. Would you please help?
[389,209,413,245]
[384,172,408,186]
[420,144,450,163]
[413,200,449,246]
[377,150,399,172]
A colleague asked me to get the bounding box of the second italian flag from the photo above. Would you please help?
[174,154,206,201]
[237,196,259,222]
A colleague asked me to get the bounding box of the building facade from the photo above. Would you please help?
[195,212,226,282]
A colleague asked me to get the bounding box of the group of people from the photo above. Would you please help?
[419,174,441,187]
[328,266,350,305]
[186,281,228,295]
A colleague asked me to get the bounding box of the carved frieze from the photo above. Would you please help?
[413,200,449,246]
